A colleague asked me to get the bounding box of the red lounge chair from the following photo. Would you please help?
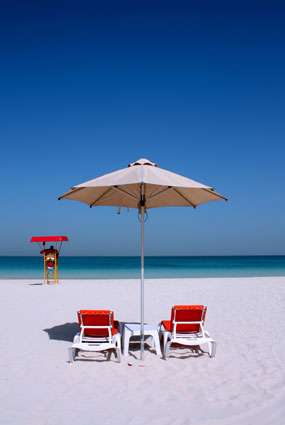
[159,305,216,359]
[69,310,121,363]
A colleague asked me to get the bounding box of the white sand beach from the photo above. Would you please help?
[1,277,285,425]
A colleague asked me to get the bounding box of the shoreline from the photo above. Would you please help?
[1,274,285,281]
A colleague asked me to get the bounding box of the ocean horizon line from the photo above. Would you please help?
[1,254,285,258]
[0,255,285,279]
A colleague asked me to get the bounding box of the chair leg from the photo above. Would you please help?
[153,332,162,357]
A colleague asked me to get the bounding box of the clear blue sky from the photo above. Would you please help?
[1,1,285,256]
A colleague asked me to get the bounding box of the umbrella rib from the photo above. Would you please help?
[90,187,114,207]
[202,188,228,201]
[148,186,172,199]
[172,187,197,208]
[113,186,138,200]
[58,187,85,200]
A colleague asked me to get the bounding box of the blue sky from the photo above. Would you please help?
[1,1,285,255]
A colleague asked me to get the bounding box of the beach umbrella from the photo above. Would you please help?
[58,158,227,360]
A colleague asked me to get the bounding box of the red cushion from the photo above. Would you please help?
[77,310,118,337]
[162,305,207,333]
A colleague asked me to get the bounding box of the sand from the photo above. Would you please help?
[0,277,285,425]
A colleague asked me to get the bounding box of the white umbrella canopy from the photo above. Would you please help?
[59,158,227,360]
[59,158,226,208]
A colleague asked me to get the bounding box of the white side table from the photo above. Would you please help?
[123,323,162,357]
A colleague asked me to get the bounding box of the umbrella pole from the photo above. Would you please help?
[140,205,145,361]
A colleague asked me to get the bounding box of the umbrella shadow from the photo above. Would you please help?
[44,322,79,342]
[128,346,158,360]
[126,337,161,360]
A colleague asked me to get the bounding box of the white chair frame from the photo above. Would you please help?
[69,315,121,363]
[160,313,216,359]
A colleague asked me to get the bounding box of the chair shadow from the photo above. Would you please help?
[74,352,118,363]
[44,323,119,363]
[28,283,44,286]
[167,346,206,360]
[43,322,79,342]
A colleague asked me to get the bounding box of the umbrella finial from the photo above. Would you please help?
[128,158,157,167]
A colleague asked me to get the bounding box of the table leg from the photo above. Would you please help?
[123,328,132,356]
[152,332,162,357]
[162,331,170,359]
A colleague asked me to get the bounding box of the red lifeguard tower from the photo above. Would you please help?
[30,235,68,284]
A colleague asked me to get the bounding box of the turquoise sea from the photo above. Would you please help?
[0,256,285,279]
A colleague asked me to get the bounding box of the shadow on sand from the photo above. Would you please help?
[166,346,205,359]
[44,322,79,342]
[43,323,118,363]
